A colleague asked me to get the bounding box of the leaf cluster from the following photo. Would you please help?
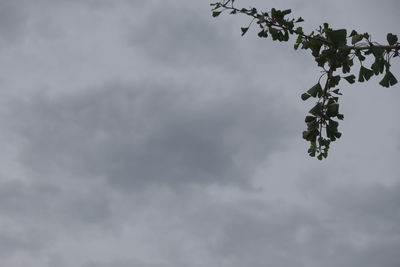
[211,0,399,159]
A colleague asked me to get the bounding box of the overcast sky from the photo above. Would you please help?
[0,0,399,266]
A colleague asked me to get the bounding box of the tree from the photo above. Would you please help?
[211,0,399,160]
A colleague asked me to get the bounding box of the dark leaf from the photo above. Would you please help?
[327,29,347,46]
[212,11,222,17]
[335,132,342,138]
[355,50,366,61]
[332,89,342,95]
[343,75,356,84]
[387,33,398,46]
[364,47,385,65]
[295,27,303,35]
[326,103,339,117]
[308,141,317,155]
[303,129,318,142]
[329,75,341,88]
[305,116,316,123]
[241,27,249,36]
[379,71,398,88]
[358,66,374,82]
[349,30,358,37]
[371,58,385,75]
[302,130,309,140]
[281,9,292,16]
[309,103,323,116]
[301,93,311,101]
[307,83,322,97]
[307,120,318,131]
[257,30,268,38]
[328,119,339,130]
[351,34,363,45]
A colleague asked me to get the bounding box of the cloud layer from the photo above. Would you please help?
[0,0,399,267]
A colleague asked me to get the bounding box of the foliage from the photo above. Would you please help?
[211,0,399,160]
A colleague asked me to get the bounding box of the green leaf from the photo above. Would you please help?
[302,130,310,140]
[326,29,347,47]
[371,58,385,75]
[309,103,323,116]
[210,3,220,9]
[281,9,292,16]
[305,116,316,123]
[305,129,319,142]
[309,39,322,57]
[257,30,268,38]
[327,98,336,105]
[269,27,279,40]
[212,11,222,17]
[371,47,385,59]
[326,128,335,141]
[308,141,317,154]
[349,30,358,37]
[256,14,266,23]
[351,34,363,45]
[326,103,339,117]
[355,50,366,61]
[379,71,398,88]
[328,119,339,130]
[295,27,303,35]
[296,17,304,23]
[307,130,318,141]
[326,121,339,141]
[241,27,249,36]
[328,75,341,88]
[282,30,289,42]
[341,58,353,74]
[307,120,318,131]
[343,75,355,84]
[301,93,311,101]
[332,89,342,95]
[387,33,398,46]
[358,66,374,82]
[307,83,322,97]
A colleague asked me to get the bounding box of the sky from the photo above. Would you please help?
[0,0,399,266]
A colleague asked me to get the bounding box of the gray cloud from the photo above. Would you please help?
[0,1,28,44]
[0,0,399,266]
[82,259,163,267]
[165,182,400,267]
[126,1,241,68]
[8,80,294,190]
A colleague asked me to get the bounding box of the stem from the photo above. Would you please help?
[318,66,334,151]
[351,43,400,51]
[216,2,400,52]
